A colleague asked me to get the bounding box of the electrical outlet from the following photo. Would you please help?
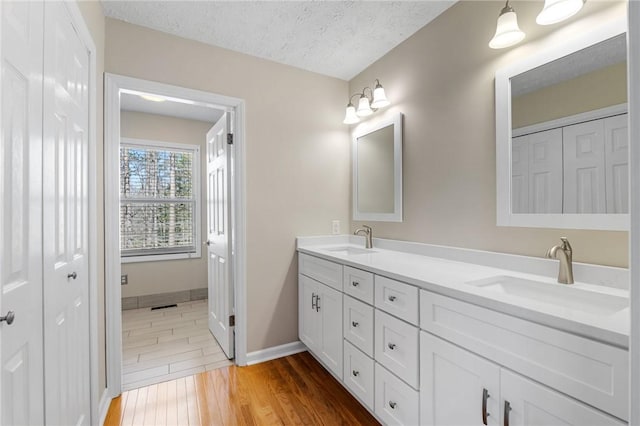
[332,220,340,235]
[121,274,128,285]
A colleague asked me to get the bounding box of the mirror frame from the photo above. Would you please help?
[352,112,403,222]
[495,17,628,231]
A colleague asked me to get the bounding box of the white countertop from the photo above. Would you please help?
[297,237,629,348]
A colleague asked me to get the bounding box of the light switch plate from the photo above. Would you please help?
[332,220,340,235]
[121,274,128,285]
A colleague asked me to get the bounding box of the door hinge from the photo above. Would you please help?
[229,315,235,327]
[227,133,234,145]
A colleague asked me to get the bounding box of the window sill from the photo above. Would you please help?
[121,251,201,264]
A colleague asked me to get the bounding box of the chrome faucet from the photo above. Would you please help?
[354,225,373,249]
[545,237,574,284]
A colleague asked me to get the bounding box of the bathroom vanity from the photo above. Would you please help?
[297,236,629,425]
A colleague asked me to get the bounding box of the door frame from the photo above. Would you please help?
[104,74,247,396]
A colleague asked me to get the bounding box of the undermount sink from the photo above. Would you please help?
[325,246,377,256]
[466,275,628,315]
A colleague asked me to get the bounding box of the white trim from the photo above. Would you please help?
[245,341,307,366]
[104,74,249,395]
[119,137,201,262]
[352,112,403,222]
[496,17,628,231]
[62,2,100,424]
[628,1,640,424]
[97,389,111,426]
[512,103,628,137]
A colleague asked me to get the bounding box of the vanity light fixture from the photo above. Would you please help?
[536,0,585,25]
[488,1,526,49]
[343,79,390,124]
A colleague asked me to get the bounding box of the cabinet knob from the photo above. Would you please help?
[352,370,359,377]
[351,321,359,327]
[388,401,397,409]
[388,343,396,350]
[67,272,77,280]
[388,295,396,302]
[352,281,359,287]
[0,311,15,325]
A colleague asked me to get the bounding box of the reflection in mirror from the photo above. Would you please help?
[353,113,403,222]
[510,33,627,215]
[495,17,629,231]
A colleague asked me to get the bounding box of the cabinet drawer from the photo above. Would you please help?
[343,295,374,357]
[375,310,419,389]
[298,253,343,291]
[420,290,629,421]
[375,363,419,426]
[343,266,374,304]
[343,340,374,410]
[375,276,419,325]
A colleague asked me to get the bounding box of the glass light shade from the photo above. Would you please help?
[371,86,390,109]
[356,95,373,116]
[489,10,526,49]
[343,104,360,124]
[536,0,584,25]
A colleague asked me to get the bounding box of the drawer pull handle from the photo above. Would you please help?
[352,370,359,377]
[316,296,320,312]
[482,388,490,425]
[388,295,396,302]
[388,343,396,350]
[351,321,359,327]
[352,281,359,287]
[311,293,317,310]
[388,401,397,410]
[504,400,512,426]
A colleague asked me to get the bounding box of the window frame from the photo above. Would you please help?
[119,137,201,263]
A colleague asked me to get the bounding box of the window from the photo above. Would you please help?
[119,138,200,261]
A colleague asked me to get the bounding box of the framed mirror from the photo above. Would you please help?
[352,112,403,222]
[495,18,628,231]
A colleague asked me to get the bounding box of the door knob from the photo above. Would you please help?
[206,240,211,246]
[67,272,77,280]
[0,311,15,325]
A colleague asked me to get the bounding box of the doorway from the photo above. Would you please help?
[104,74,247,396]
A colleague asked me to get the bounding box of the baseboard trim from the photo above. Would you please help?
[245,341,307,365]
[98,388,111,426]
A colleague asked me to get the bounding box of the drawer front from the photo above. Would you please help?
[343,341,374,410]
[375,275,419,325]
[298,253,343,291]
[420,290,629,421]
[375,310,419,389]
[375,363,419,426]
[343,295,374,357]
[343,266,374,304]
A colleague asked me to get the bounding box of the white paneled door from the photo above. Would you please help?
[0,2,45,425]
[206,113,234,359]
[42,2,91,425]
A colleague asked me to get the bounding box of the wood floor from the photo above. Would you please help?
[105,351,380,426]
[122,299,232,390]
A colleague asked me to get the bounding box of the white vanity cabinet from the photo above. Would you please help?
[420,332,625,426]
[298,254,343,379]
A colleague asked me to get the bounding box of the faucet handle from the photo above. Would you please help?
[560,237,572,252]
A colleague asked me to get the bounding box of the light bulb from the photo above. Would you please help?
[536,0,584,25]
[489,3,525,49]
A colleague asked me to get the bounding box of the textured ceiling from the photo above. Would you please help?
[512,33,627,97]
[101,1,456,80]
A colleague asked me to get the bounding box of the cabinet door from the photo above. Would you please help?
[501,369,625,426]
[318,283,343,379]
[299,275,320,352]
[421,332,500,426]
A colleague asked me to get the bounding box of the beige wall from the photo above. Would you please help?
[77,0,107,401]
[512,62,627,128]
[350,0,628,267]
[105,19,351,352]
[120,111,212,298]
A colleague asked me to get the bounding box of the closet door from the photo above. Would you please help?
[563,120,606,213]
[511,135,529,213]
[42,2,91,425]
[0,2,45,425]
[527,129,563,213]
[604,114,629,214]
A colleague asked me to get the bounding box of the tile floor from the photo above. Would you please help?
[121,299,232,391]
